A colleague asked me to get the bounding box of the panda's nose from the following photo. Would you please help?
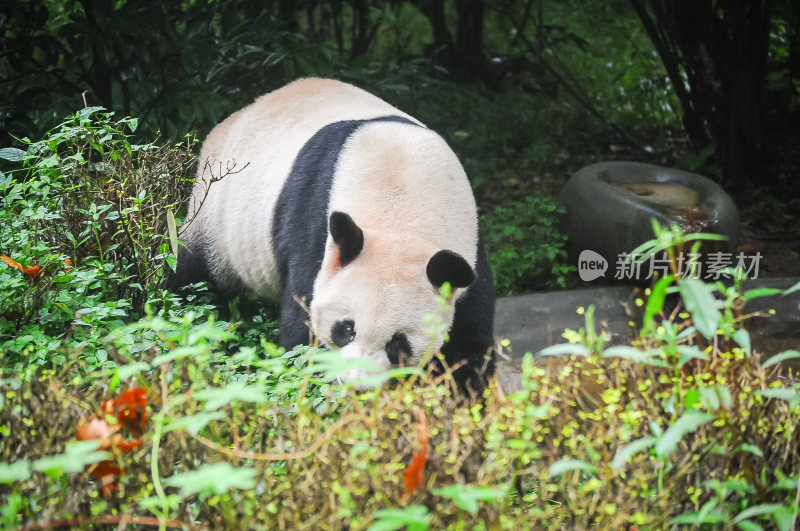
[385,332,412,365]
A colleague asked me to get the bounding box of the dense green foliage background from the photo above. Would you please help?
[7,0,798,290]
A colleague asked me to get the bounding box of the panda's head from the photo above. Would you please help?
[310,211,475,386]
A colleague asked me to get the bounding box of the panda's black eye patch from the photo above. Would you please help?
[331,319,356,348]
[385,332,412,365]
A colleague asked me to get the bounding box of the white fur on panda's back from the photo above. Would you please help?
[183,78,420,298]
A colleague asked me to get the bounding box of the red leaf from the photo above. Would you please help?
[112,436,142,452]
[75,387,150,497]
[1,255,42,281]
[101,387,149,436]
[89,460,122,498]
[403,409,429,497]
[22,265,42,281]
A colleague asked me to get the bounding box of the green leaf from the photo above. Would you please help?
[167,208,179,258]
[736,443,764,458]
[643,275,672,332]
[302,350,381,383]
[537,343,589,357]
[602,346,669,367]
[655,410,715,457]
[0,147,26,162]
[547,458,598,477]
[732,503,786,524]
[79,106,105,117]
[611,437,656,469]
[151,345,207,367]
[773,505,796,531]
[163,412,226,435]
[352,367,425,388]
[709,384,733,410]
[110,361,151,392]
[762,350,800,368]
[164,462,257,498]
[0,460,32,483]
[735,520,764,531]
[32,440,112,476]
[784,280,800,295]
[669,499,726,524]
[194,380,268,411]
[676,345,710,368]
[432,484,507,515]
[697,385,723,411]
[733,329,751,356]
[743,287,784,301]
[755,387,800,407]
[679,278,720,338]
[369,506,431,531]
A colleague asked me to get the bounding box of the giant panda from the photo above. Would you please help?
[170,78,495,394]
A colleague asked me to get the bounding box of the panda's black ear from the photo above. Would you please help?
[426,250,475,289]
[329,211,363,267]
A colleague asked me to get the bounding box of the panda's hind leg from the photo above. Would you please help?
[167,243,212,291]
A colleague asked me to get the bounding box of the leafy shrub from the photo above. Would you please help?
[481,195,573,295]
[0,107,194,371]
[1,272,799,529]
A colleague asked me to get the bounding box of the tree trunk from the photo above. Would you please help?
[454,0,485,77]
[631,0,772,186]
[79,0,113,109]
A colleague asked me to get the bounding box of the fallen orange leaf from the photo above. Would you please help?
[1,255,42,281]
[403,409,429,497]
[76,387,150,497]
[0,254,23,271]
[101,387,149,435]
[89,460,122,497]
[22,265,42,281]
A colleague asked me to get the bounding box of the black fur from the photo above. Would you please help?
[329,211,363,267]
[426,250,475,289]
[168,244,210,290]
[385,332,412,365]
[272,116,417,349]
[435,236,496,396]
[331,319,356,348]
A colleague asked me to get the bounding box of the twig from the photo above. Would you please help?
[793,469,800,530]
[192,413,370,461]
[21,513,203,531]
[177,158,250,236]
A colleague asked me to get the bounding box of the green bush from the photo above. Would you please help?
[2,275,799,529]
[0,107,195,373]
[481,195,573,295]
